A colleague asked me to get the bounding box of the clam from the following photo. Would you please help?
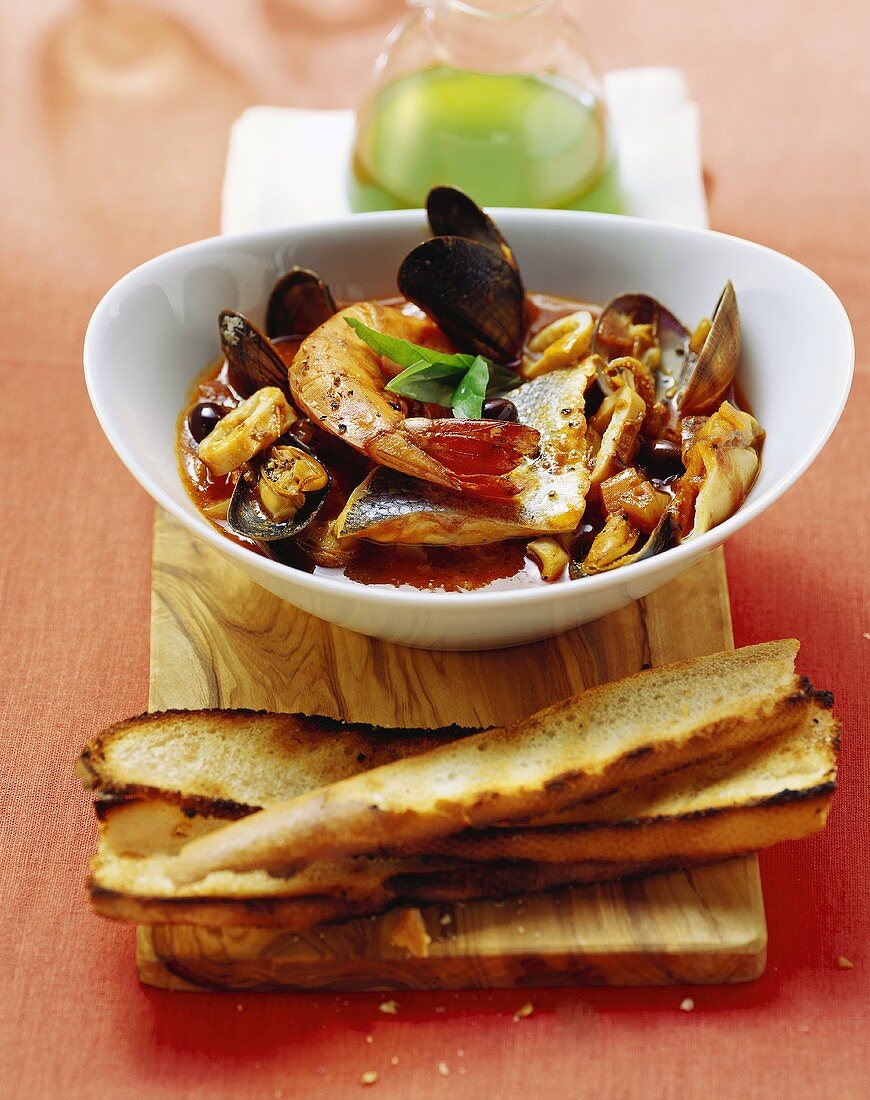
[592,294,690,401]
[677,281,740,415]
[571,513,675,578]
[227,433,330,542]
[396,187,525,364]
[592,284,741,417]
[219,310,290,398]
[266,267,336,340]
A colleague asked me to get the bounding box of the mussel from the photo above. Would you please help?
[425,185,521,278]
[677,280,740,415]
[220,268,337,398]
[227,432,330,542]
[266,267,336,340]
[220,310,290,398]
[571,513,675,578]
[397,186,525,364]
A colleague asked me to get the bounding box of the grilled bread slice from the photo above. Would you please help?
[430,704,838,862]
[84,699,836,927]
[77,710,470,815]
[86,704,835,928]
[86,700,838,865]
[162,640,809,884]
[89,795,708,928]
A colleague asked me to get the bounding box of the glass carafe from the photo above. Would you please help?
[349,0,622,213]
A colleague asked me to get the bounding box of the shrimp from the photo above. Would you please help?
[287,302,540,499]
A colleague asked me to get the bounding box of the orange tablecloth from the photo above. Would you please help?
[1,2,866,1096]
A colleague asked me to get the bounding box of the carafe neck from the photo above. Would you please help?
[411,0,565,74]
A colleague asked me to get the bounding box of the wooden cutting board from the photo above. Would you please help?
[138,508,766,991]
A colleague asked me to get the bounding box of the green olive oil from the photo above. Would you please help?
[350,66,623,213]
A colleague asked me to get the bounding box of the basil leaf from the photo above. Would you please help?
[385,360,459,405]
[487,362,523,394]
[344,316,476,371]
[452,355,490,420]
[344,315,524,417]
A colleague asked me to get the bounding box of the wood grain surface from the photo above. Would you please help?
[141,508,765,990]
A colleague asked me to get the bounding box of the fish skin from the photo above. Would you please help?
[334,366,592,546]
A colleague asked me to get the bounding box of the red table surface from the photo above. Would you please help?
[1,2,867,1097]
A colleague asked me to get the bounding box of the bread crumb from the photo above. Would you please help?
[457,1049,465,1057]
[438,1062,450,1076]
[459,1066,466,1076]
[516,925,526,934]
[435,1006,445,1013]
[390,909,431,957]
[439,913,452,926]
[679,998,694,1012]
[799,1024,810,1034]
[390,1056,399,1067]
[863,632,870,640]
[837,955,854,969]
[365,1035,373,1044]
[379,1000,399,1014]
[513,1002,534,1021]
[236,1003,244,1012]
[361,1070,378,1086]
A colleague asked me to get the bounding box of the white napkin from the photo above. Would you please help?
[221,67,707,233]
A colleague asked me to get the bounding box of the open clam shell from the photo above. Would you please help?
[678,281,740,415]
[571,512,676,578]
[227,432,330,542]
[266,267,336,340]
[219,310,290,398]
[592,294,690,401]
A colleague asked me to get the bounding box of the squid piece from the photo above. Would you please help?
[671,401,764,537]
[197,387,296,476]
[526,537,570,582]
[588,386,647,489]
[522,310,596,378]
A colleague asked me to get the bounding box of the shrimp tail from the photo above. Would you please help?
[400,418,540,499]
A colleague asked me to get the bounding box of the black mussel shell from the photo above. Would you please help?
[397,235,525,364]
[227,432,329,542]
[426,185,521,280]
[219,310,290,398]
[570,513,676,579]
[266,267,336,340]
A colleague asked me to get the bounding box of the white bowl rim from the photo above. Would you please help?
[83,208,855,610]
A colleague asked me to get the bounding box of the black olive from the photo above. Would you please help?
[188,402,226,443]
[641,438,684,479]
[481,397,519,422]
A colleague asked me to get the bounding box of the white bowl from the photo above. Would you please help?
[84,211,853,650]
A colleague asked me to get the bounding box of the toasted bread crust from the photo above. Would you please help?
[77,709,474,815]
[165,642,807,884]
[77,640,840,931]
[89,857,710,928]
